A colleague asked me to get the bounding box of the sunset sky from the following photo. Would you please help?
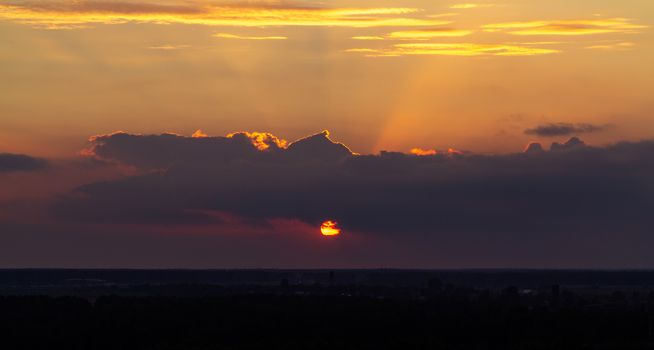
[0,1,653,268]
[1,0,653,156]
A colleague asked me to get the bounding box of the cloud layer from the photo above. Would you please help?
[58,131,654,241]
[348,42,560,57]
[0,1,438,29]
[483,18,647,36]
[0,152,47,172]
[0,1,646,60]
[524,123,609,137]
[3,130,654,267]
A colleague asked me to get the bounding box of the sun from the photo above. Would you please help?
[320,220,341,236]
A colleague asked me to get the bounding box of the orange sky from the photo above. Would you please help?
[0,0,652,157]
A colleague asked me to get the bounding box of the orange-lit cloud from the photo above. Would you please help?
[214,33,287,40]
[410,148,437,156]
[0,2,446,29]
[483,18,647,35]
[226,131,288,151]
[191,129,208,138]
[349,42,560,57]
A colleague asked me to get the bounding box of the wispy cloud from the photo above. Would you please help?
[483,18,647,35]
[214,33,287,40]
[450,3,496,9]
[345,48,380,53]
[348,42,560,57]
[352,27,472,41]
[586,42,635,50]
[0,1,444,29]
[148,44,191,50]
[351,36,385,40]
[387,28,473,39]
[427,13,460,18]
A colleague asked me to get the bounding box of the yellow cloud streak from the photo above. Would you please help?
[351,27,472,41]
[450,4,495,9]
[0,3,447,29]
[349,42,560,57]
[483,18,647,35]
[586,42,635,50]
[345,48,380,53]
[214,33,287,40]
[387,28,473,39]
[148,44,191,50]
[352,36,385,40]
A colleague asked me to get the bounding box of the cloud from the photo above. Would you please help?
[550,137,585,151]
[586,42,635,50]
[483,18,647,36]
[410,148,437,156]
[147,44,191,50]
[351,36,385,41]
[0,1,445,29]
[345,48,381,53]
[348,42,560,57]
[0,153,47,172]
[450,4,495,10]
[214,33,287,40]
[55,130,654,242]
[523,142,544,153]
[351,25,471,42]
[0,130,650,267]
[524,123,609,137]
[226,131,289,151]
[83,130,350,169]
[387,28,473,40]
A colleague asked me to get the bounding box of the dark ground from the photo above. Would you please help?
[2,269,654,349]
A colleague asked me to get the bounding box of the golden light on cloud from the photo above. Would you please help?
[214,33,287,40]
[0,2,446,29]
[352,36,385,40]
[345,48,381,53]
[320,220,341,236]
[191,129,208,138]
[410,148,437,156]
[226,132,288,151]
[483,18,647,35]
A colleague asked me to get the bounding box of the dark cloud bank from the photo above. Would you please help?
[0,152,46,172]
[524,123,609,137]
[59,131,653,236]
[3,130,654,267]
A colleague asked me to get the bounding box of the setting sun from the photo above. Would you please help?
[320,220,341,236]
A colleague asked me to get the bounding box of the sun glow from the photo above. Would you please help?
[320,220,341,236]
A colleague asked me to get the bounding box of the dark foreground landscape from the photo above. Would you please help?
[3,269,654,349]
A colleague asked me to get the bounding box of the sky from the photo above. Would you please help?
[0,0,653,268]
